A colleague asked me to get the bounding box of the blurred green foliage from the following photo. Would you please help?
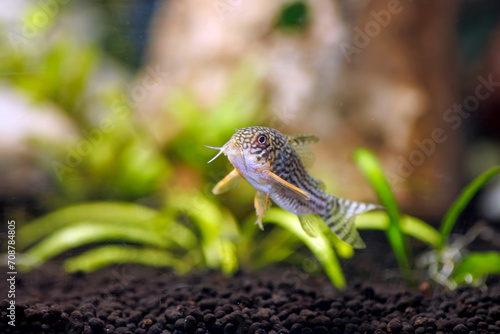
[4,1,328,284]
[275,1,310,32]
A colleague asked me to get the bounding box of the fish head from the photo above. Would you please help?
[206,127,285,175]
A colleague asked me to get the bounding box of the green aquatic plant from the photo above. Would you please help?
[14,144,500,290]
[353,148,414,285]
[1,1,267,211]
[353,149,500,288]
[17,199,237,274]
[16,194,330,285]
[263,209,347,288]
[439,166,500,249]
[2,3,316,284]
[451,251,500,286]
[421,166,500,289]
[3,0,499,292]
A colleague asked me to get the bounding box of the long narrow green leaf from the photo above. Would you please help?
[21,222,170,269]
[440,166,500,248]
[18,202,165,249]
[264,209,346,289]
[353,148,413,284]
[355,212,441,248]
[64,245,191,273]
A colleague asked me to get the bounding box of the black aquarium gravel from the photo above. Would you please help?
[1,264,500,334]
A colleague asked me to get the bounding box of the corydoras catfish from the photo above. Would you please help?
[206,126,382,248]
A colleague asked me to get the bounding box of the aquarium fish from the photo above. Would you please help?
[206,126,382,248]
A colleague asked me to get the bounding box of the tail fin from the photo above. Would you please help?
[322,196,382,249]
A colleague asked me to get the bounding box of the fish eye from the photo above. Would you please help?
[257,134,268,145]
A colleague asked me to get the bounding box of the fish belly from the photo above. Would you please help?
[243,171,274,194]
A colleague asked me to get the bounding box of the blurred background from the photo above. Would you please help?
[1,0,500,265]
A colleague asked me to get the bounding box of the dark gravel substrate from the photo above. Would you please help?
[1,264,500,334]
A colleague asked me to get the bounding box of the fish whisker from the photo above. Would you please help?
[205,145,223,150]
[205,145,225,163]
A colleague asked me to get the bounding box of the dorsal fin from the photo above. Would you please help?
[312,177,326,191]
[287,134,319,168]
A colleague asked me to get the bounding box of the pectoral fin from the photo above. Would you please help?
[298,214,321,238]
[264,171,310,201]
[212,168,242,195]
[254,191,270,230]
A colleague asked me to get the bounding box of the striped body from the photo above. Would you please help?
[208,126,381,248]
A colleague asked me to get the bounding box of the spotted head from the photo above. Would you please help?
[206,127,287,174]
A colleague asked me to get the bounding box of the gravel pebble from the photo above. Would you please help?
[0,265,499,334]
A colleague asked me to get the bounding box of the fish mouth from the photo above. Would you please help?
[206,141,247,172]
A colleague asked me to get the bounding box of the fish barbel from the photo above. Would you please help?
[206,126,382,248]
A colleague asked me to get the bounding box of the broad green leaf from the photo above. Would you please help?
[18,202,166,249]
[64,245,191,274]
[440,166,500,248]
[452,252,500,285]
[21,222,170,269]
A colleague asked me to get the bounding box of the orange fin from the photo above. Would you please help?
[212,168,241,195]
[254,191,271,230]
[265,171,310,201]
